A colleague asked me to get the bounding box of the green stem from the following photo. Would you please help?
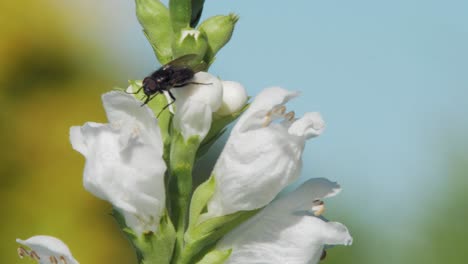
[169,133,200,263]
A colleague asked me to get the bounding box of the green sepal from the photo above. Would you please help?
[198,14,239,65]
[135,0,173,64]
[112,209,176,264]
[197,103,249,158]
[181,209,258,264]
[169,0,192,32]
[181,176,260,263]
[196,249,231,264]
[188,176,216,228]
[172,28,208,63]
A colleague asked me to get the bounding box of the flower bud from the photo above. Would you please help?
[135,0,173,63]
[216,81,248,116]
[169,0,192,32]
[172,72,223,141]
[172,28,208,61]
[172,72,223,112]
[199,14,239,63]
[190,0,205,27]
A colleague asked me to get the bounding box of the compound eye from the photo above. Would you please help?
[143,78,157,91]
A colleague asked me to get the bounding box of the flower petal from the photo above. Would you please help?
[101,91,163,149]
[16,235,79,264]
[204,124,303,219]
[217,178,352,264]
[171,72,223,113]
[200,87,323,221]
[70,92,166,235]
[235,87,299,133]
[288,112,325,139]
[173,98,212,141]
[217,81,248,116]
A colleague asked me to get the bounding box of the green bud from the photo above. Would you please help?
[169,0,192,32]
[135,0,173,64]
[172,28,208,61]
[199,14,239,64]
[190,0,206,27]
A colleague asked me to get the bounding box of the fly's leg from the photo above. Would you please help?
[173,81,212,87]
[157,90,176,118]
[140,93,159,106]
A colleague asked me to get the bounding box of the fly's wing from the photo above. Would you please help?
[167,54,208,72]
[190,61,208,73]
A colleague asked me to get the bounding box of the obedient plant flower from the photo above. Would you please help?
[200,87,325,221]
[217,80,248,116]
[217,178,353,264]
[70,92,166,235]
[16,235,79,264]
[172,72,223,141]
[15,1,354,263]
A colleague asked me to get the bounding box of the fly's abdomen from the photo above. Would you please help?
[169,67,195,86]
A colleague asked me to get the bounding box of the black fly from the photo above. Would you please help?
[129,54,208,112]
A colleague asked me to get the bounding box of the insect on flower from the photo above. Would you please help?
[128,54,210,113]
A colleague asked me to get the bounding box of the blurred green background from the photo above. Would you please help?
[1,0,467,263]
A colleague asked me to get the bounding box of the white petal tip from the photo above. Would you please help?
[217,80,248,116]
[289,112,325,138]
[173,72,223,112]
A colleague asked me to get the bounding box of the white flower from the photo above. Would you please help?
[200,87,325,220]
[217,81,248,116]
[171,72,223,141]
[70,91,166,235]
[16,235,79,264]
[217,178,352,264]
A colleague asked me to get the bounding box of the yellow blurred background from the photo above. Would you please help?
[0,1,135,263]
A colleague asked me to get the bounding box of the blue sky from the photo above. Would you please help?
[62,0,468,236]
